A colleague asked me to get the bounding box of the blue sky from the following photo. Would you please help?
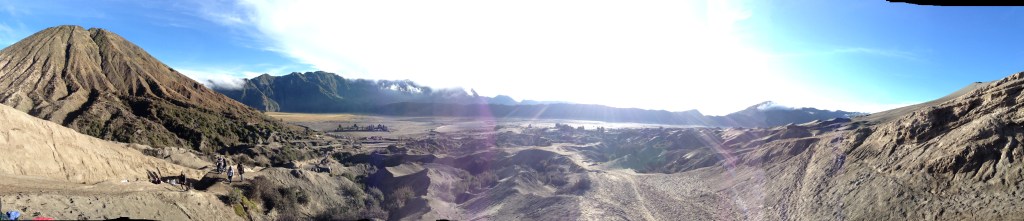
[0,0,1021,115]
[0,1,311,80]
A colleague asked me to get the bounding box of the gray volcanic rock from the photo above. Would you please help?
[0,25,303,151]
[726,73,1024,220]
[513,72,1024,220]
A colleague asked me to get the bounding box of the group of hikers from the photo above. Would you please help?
[144,155,246,192]
[216,156,244,183]
[1,156,254,220]
[146,170,190,191]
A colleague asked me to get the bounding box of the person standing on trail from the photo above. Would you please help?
[216,157,222,173]
[227,167,234,183]
[221,158,227,172]
[179,172,188,191]
[237,163,245,181]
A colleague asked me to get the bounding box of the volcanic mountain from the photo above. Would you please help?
[0,25,301,151]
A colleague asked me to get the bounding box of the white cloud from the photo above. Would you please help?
[185,0,251,26]
[767,100,915,114]
[778,47,923,62]
[0,23,14,38]
[0,0,25,17]
[177,68,265,89]
[831,47,922,62]
[755,101,788,111]
[0,22,25,46]
[838,102,916,114]
[195,0,898,115]
[0,0,27,47]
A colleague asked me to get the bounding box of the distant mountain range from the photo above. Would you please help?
[712,101,863,128]
[0,24,860,151]
[5,25,1018,220]
[212,71,547,112]
[215,71,863,128]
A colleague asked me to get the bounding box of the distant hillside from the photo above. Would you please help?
[0,25,305,151]
[214,71,528,112]
[711,101,864,128]
[374,102,710,125]
[215,71,861,128]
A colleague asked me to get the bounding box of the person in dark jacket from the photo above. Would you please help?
[237,163,245,181]
[216,157,223,173]
[179,172,189,191]
[227,167,234,183]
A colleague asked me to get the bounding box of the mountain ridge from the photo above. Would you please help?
[215,71,862,128]
[216,71,491,113]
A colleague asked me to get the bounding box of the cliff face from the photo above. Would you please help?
[0,25,302,151]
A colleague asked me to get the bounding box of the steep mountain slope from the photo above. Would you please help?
[715,73,1024,220]
[0,103,201,183]
[0,25,302,151]
[856,81,988,124]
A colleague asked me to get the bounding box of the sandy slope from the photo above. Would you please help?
[0,103,242,220]
[0,103,202,183]
[856,81,988,124]
[0,25,303,150]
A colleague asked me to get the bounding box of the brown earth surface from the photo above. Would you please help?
[4,25,1024,221]
[4,67,1024,220]
[0,25,304,151]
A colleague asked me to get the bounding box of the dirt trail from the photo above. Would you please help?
[571,150,659,220]
[535,143,658,219]
[507,143,729,220]
[613,170,658,220]
[0,174,240,220]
